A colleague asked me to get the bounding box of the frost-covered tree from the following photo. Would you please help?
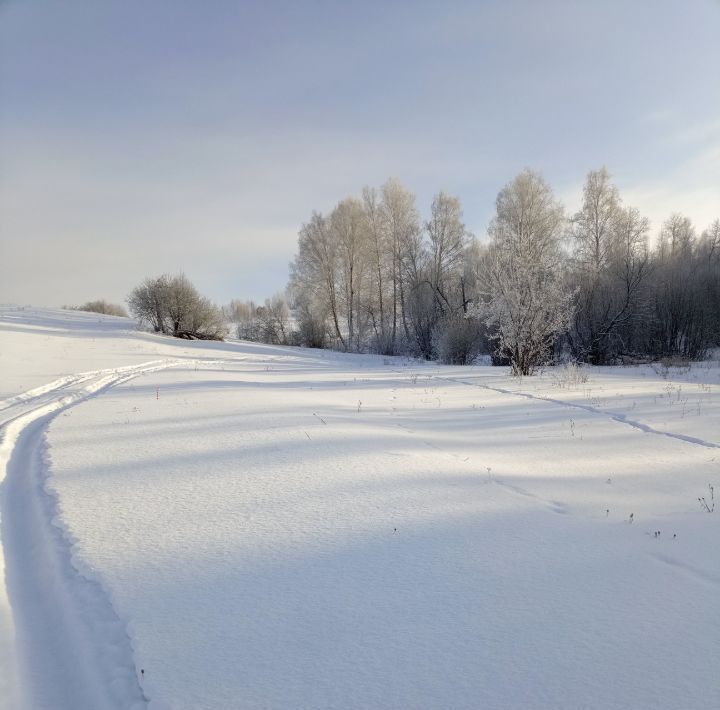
[700,219,720,261]
[381,178,421,350]
[362,186,391,351]
[127,274,226,340]
[330,197,368,351]
[569,169,650,363]
[290,212,346,349]
[645,214,714,358]
[226,294,291,344]
[285,171,716,364]
[226,299,261,340]
[289,180,422,353]
[406,192,469,358]
[164,274,199,337]
[658,213,695,258]
[262,293,291,344]
[127,275,171,333]
[699,219,720,345]
[480,170,573,375]
[572,167,621,273]
[426,192,469,310]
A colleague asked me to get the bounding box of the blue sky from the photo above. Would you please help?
[1,0,719,306]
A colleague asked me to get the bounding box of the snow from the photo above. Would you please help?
[1,306,719,709]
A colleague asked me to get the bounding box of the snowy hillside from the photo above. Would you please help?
[1,306,718,710]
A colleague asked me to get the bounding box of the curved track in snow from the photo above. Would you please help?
[431,373,720,450]
[0,359,224,710]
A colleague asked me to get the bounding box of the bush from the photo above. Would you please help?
[68,300,128,317]
[371,330,397,356]
[434,314,484,365]
[127,274,226,340]
[297,310,327,348]
[551,361,589,387]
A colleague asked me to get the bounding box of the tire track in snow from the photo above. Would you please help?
[0,358,231,709]
[431,373,720,450]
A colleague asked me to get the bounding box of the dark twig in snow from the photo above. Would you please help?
[698,484,715,512]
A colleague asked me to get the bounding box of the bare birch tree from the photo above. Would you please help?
[406,192,469,358]
[291,212,346,349]
[381,178,420,349]
[331,197,368,351]
[362,186,391,350]
[569,169,650,363]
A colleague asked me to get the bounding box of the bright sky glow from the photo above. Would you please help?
[1,0,718,306]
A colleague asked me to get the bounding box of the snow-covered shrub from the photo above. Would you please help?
[68,300,128,318]
[434,314,484,365]
[127,274,226,340]
[297,310,327,349]
[551,361,589,387]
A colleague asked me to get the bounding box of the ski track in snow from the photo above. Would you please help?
[1,347,717,709]
[431,373,720,450]
[0,358,234,710]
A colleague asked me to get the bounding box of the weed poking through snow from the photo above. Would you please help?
[698,484,715,513]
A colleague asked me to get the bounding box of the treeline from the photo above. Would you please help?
[568,174,719,364]
[223,295,292,344]
[278,168,719,373]
[288,178,478,359]
[122,169,718,374]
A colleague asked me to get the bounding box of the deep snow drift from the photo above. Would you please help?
[1,306,718,709]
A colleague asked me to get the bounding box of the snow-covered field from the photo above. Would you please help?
[1,306,718,710]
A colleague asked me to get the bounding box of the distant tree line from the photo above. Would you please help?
[65,300,128,318]
[223,295,292,345]
[123,170,719,372]
[278,168,718,375]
